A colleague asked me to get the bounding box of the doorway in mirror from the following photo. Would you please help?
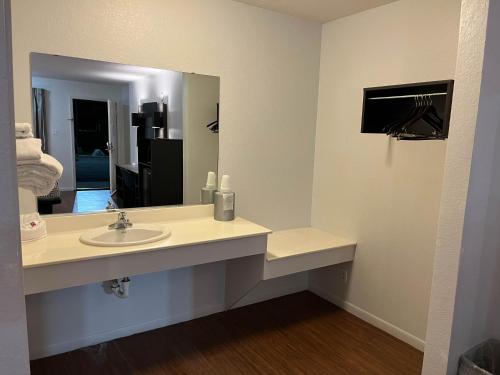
[72,98,110,190]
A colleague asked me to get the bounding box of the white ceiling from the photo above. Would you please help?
[232,0,398,22]
[31,53,165,85]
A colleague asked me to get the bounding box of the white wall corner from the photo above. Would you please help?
[422,0,491,374]
[0,0,30,373]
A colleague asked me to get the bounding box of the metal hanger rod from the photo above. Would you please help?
[368,92,447,100]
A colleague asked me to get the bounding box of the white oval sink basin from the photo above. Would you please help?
[79,224,171,247]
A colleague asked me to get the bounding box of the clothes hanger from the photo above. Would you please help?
[395,95,444,139]
[422,95,444,128]
[206,120,218,133]
[383,95,422,135]
[205,103,219,133]
[395,95,431,137]
[381,93,445,140]
[387,95,427,137]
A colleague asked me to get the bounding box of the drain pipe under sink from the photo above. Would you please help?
[110,277,130,298]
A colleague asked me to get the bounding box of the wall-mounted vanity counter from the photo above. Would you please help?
[22,205,271,299]
[22,204,356,314]
[264,228,356,280]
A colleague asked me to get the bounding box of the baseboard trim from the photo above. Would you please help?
[29,303,224,360]
[309,285,425,352]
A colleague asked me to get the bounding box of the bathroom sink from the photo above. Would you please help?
[79,224,171,247]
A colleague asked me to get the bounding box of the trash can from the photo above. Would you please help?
[459,339,500,375]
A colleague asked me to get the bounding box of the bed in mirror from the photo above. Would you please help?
[29,53,220,215]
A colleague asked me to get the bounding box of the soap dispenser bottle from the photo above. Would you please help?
[201,171,217,204]
[214,175,235,221]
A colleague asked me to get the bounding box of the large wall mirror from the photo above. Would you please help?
[30,53,219,215]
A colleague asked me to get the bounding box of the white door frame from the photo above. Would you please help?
[107,99,118,193]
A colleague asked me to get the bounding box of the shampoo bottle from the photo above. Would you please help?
[214,175,235,221]
[201,171,217,204]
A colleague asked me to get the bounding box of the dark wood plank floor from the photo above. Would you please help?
[30,292,423,375]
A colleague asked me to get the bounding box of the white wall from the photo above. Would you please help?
[0,0,30,372]
[424,1,500,374]
[447,0,500,366]
[183,73,220,205]
[31,77,127,190]
[128,69,184,164]
[12,0,320,230]
[309,0,461,350]
[12,0,320,357]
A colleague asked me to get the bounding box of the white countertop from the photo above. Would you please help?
[23,205,271,269]
[267,227,356,261]
[263,227,356,280]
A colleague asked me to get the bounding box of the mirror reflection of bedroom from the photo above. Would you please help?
[31,53,219,214]
[33,89,117,214]
[31,55,130,214]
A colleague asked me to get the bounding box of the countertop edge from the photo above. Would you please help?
[23,228,271,269]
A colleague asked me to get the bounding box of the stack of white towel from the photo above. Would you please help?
[16,122,63,196]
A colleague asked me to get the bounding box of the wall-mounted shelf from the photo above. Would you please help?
[361,80,454,140]
[263,227,356,280]
[224,227,356,309]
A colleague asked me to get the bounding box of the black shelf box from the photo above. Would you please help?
[131,102,167,129]
[361,80,454,138]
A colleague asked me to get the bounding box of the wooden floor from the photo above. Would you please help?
[52,190,111,214]
[30,292,423,375]
[52,191,76,214]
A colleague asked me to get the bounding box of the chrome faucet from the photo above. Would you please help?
[108,211,133,230]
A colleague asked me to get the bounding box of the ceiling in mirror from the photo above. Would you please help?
[231,0,398,22]
[31,54,165,84]
[30,53,220,215]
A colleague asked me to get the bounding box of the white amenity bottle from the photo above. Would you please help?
[214,174,235,221]
[201,171,217,204]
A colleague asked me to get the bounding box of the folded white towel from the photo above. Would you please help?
[17,176,56,196]
[17,154,63,196]
[15,122,34,139]
[18,153,63,177]
[16,138,42,163]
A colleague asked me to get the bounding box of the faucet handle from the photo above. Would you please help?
[118,211,129,221]
[108,211,132,230]
[106,200,116,210]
